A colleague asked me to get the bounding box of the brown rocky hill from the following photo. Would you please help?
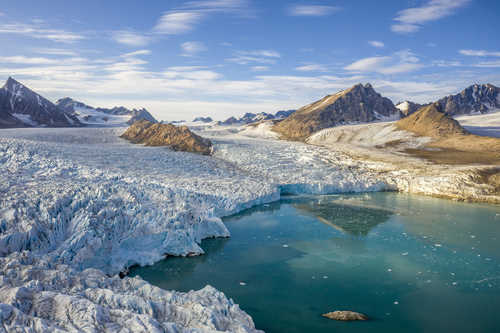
[121,120,212,155]
[273,83,399,141]
[396,103,467,138]
[396,103,500,165]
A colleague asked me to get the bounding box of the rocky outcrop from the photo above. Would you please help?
[436,83,500,116]
[273,83,399,141]
[121,120,212,155]
[0,77,80,128]
[322,311,369,321]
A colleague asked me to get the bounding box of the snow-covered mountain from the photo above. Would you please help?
[273,83,400,140]
[436,83,500,116]
[218,109,296,126]
[0,77,80,128]
[57,97,158,126]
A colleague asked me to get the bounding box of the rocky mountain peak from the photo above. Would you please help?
[272,83,399,141]
[437,83,500,116]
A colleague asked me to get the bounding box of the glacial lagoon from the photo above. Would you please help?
[130,193,500,332]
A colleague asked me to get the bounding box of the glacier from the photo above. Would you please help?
[0,126,496,332]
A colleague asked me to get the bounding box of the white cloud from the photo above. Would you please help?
[183,0,250,13]
[288,5,341,16]
[121,50,151,58]
[392,0,470,34]
[33,48,77,56]
[227,50,281,65]
[154,12,204,34]
[0,23,85,43]
[459,49,500,57]
[181,41,207,56]
[344,56,391,72]
[473,61,500,68]
[112,31,151,46]
[251,66,269,72]
[0,56,87,65]
[432,60,462,67]
[345,50,424,74]
[368,41,385,48]
[0,12,4,17]
[295,64,328,72]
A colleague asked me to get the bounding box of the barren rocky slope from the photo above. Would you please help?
[121,120,213,155]
[273,83,399,140]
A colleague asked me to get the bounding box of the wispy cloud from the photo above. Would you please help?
[112,31,151,46]
[251,66,269,72]
[183,0,251,14]
[392,0,470,34]
[227,50,281,65]
[295,64,328,72]
[154,0,252,35]
[154,12,204,35]
[0,22,85,43]
[473,61,500,68]
[288,5,341,16]
[345,50,423,74]
[0,55,87,65]
[368,41,384,48]
[459,49,500,57]
[121,50,151,58]
[33,48,78,56]
[181,41,207,57]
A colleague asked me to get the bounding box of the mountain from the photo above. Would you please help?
[396,103,467,139]
[0,77,80,128]
[275,109,296,119]
[396,101,423,116]
[273,83,399,141]
[56,97,157,126]
[121,120,212,155]
[436,83,500,116]
[193,116,213,123]
[218,109,296,126]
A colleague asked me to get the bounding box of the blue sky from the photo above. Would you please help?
[1,0,500,120]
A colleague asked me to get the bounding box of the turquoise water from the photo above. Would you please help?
[130,193,500,332]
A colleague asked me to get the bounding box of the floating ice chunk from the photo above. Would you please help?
[402,252,409,256]
[282,244,289,248]
[240,282,247,286]
[394,301,399,305]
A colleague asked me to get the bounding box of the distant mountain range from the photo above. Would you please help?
[217,109,296,126]
[57,97,157,126]
[0,77,157,128]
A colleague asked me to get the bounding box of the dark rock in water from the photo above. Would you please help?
[322,311,369,321]
[120,120,212,155]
